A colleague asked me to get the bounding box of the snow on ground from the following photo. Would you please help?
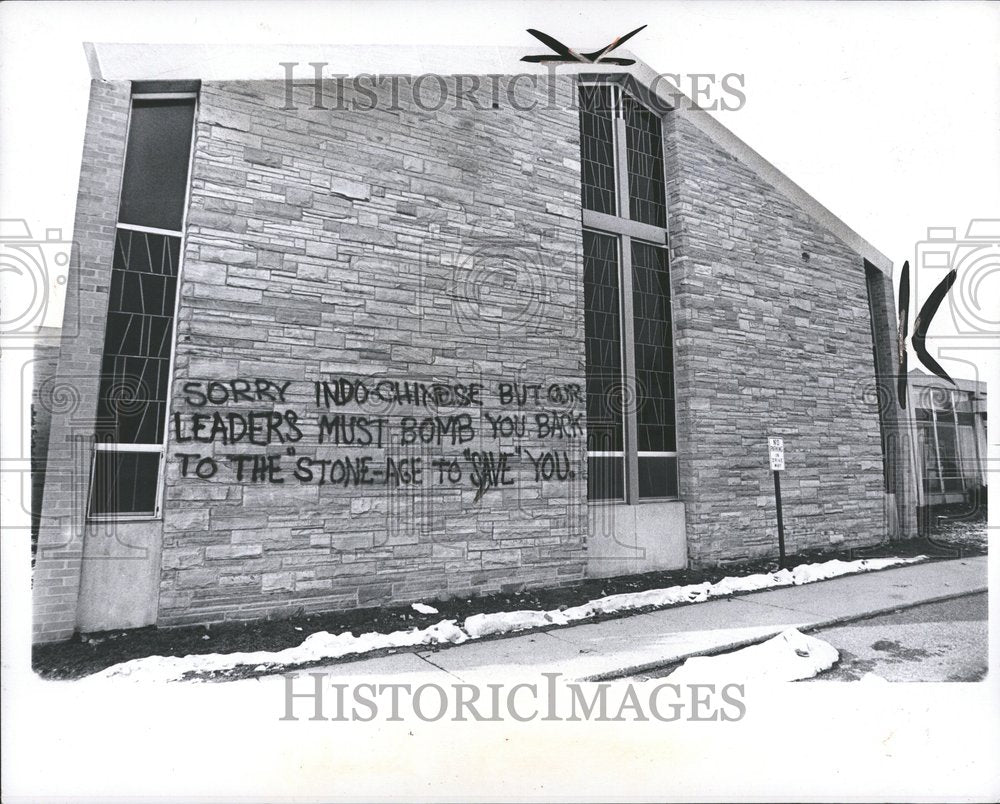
[931,515,989,551]
[464,609,566,638]
[93,619,467,683]
[467,555,926,634]
[666,628,840,683]
[96,555,924,682]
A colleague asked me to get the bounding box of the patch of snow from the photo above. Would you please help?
[95,619,468,682]
[929,515,988,550]
[464,610,566,638]
[551,556,925,632]
[93,554,923,682]
[666,628,839,683]
[560,582,713,621]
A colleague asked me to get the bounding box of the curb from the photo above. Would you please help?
[582,586,989,682]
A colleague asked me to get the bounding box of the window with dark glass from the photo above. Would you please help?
[89,93,196,519]
[95,230,181,445]
[579,85,618,216]
[915,388,985,498]
[89,452,162,516]
[631,240,677,497]
[119,99,198,232]
[578,81,678,503]
[584,230,625,500]
[623,95,667,228]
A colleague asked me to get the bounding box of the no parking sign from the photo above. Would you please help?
[768,437,786,567]
[768,437,785,471]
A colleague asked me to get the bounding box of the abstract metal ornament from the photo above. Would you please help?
[521,25,647,66]
[897,261,910,408]
[911,266,958,389]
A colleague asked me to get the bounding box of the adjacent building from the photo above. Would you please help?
[907,367,988,508]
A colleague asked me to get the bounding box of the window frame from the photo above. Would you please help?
[87,90,198,523]
[582,228,627,501]
[917,387,976,497]
[579,79,679,504]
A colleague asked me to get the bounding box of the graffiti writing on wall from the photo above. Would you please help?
[171,377,583,501]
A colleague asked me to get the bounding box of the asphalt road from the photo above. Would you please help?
[806,592,988,682]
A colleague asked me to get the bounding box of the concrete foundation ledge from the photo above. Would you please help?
[586,500,687,578]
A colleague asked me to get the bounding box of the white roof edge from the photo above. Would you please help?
[84,42,894,275]
[83,42,103,79]
[626,60,894,276]
[907,368,987,394]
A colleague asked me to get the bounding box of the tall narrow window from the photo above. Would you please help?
[579,81,678,503]
[89,94,196,519]
[623,94,667,228]
[631,240,677,497]
[583,230,625,500]
[579,85,618,216]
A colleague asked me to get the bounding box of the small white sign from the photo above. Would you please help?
[768,437,785,471]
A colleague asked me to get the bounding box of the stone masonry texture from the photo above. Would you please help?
[158,77,589,626]
[31,328,61,550]
[34,73,903,640]
[664,108,899,564]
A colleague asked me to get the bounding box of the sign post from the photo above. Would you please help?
[768,437,786,568]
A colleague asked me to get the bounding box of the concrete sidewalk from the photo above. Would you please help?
[307,556,988,682]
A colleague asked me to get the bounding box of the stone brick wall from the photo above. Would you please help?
[34,72,908,640]
[664,109,896,564]
[158,76,589,625]
[31,327,62,550]
[32,80,131,643]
